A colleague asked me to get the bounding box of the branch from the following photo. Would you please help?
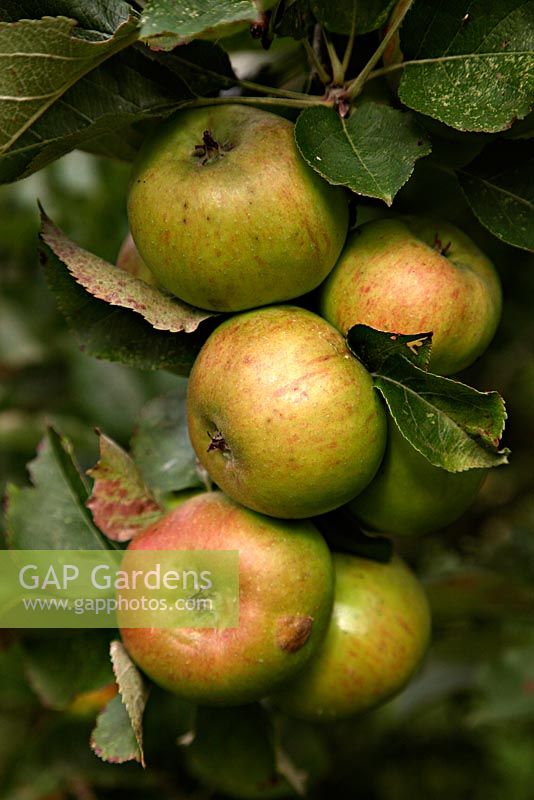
[179,95,331,111]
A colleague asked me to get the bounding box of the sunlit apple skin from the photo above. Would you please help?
[128,106,349,311]
[272,552,431,721]
[115,231,158,286]
[66,682,118,719]
[187,306,387,519]
[349,418,487,536]
[320,217,502,375]
[120,492,334,706]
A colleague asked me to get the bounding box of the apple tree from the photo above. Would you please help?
[0,1,533,798]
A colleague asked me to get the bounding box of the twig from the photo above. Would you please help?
[323,29,344,85]
[303,38,331,85]
[346,0,415,99]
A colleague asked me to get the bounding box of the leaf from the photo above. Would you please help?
[6,427,109,549]
[347,323,433,370]
[91,694,143,764]
[0,10,139,155]
[131,384,204,495]
[470,643,534,725]
[271,0,313,40]
[295,104,431,205]
[310,0,396,34]
[0,1,132,33]
[184,706,293,797]
[398,0,534,133]
[87,433,164,543]
[0,42,235,184]
[426,569,534,622]
[347,325,509,472]
[42,246,207,373]
[458,141,534,252]
[21,631,115,709]
[139,0,260,48]
[110,640,148,767]
[39,208,214,334]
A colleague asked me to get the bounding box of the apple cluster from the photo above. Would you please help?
[119,106,502,719]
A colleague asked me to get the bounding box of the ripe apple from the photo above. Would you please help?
[272,551,431,721]
[115,231,157,286]
[187,306,387,518]
[128,106,349,311]
[349,418,487,536]
[320,217,502,375]
[119,491,334,706]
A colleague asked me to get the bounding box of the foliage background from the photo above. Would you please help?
[1,4,534,798]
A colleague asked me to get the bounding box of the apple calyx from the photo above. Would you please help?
[433,232,452,257]
[276,615,313,653]
[207,430,231,455]
[194,130,229,165]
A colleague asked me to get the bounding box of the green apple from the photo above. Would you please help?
[320,217,502,375]
[349,418,487,536]
[272,551,431,721]
[115,231,158,286]
[119,491,334,706]
[128,106,348,311]
[187,306,387,518]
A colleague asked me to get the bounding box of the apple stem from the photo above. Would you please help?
[194,130,224,164]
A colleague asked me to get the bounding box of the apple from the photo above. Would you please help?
[127,106,349,311]
[349,418,487,536]
[115,231,157,286]
[272,551,431,721]
[66,682,118,719]
[187,306,387,519]
[119,491,334,706]
[320,216,502,375]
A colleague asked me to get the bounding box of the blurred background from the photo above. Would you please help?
[1,37,534,799]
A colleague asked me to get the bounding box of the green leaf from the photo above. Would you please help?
[39,211,214,373]
[86,433,164,543]
[0,10,139,156]
[347,325,509,472]
[347,323,432,370]
[295,104,431,205]
[470,643,534,725]
[6,428,109,549]
[0,1,132,33]
[110,640,148,767]
[42,249,207,373]
[310,0,396,34]
[91,694,143,765]
[21,632,115,709]
[273,0,314,41]
[131,384,204,495]
[39,208,214,334]
[184,705,294,798]
[399,0,534,133]
[426,569,534,622]
[139,0,261,48]
[458,141,534,252]
[0,42,234,184]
